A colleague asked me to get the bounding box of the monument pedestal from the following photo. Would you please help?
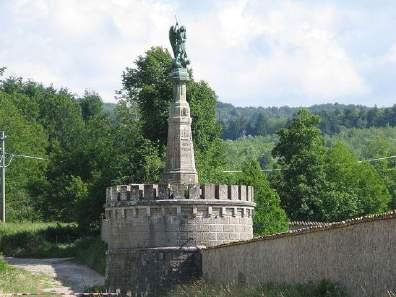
[162,67,198,184]
[102,22,255,296]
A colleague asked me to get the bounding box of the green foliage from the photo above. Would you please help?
[167,280,348,297]
[272,110,391,221]
[73,237,107,275]
[1,48,395,232]
[79,92,104,121]
[0,92,48,221]
[0,222,79,257]
[223,135,278,171]
[327,128,396,207]
[0,222,106,275]
[237,160,288,235]
[218,101,396,140]
[121,47,173,145]
[120,46,225,181]
[272,110,327,220]
[323,143,390,220]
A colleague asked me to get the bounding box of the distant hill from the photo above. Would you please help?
[102,101,396,139]
[217,102,396,139]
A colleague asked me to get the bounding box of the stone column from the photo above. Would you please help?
[162,68,198,184]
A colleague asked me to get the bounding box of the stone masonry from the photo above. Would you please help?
[102,22,255,296]
[162,68,198,184]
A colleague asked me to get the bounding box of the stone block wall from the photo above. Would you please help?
[105,184,254,204]
[106,247,201,296]
[103,202,254,248]
[201,211,396,297]
[103,182,255,295]
[103,183,255,249]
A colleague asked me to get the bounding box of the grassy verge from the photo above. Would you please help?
[0,222,106,275]
[166,280,348,297]
[0,257,53,294]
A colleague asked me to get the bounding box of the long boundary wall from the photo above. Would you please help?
[201,211,396,297]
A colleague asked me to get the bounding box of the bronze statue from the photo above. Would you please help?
[169,22,190,68]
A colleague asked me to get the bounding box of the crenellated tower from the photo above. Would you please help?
[102,22,255,296]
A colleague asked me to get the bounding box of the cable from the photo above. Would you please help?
[358,155,396,163]
[11,153,47,160]
[223,154,396,173]
[0,153,47,168]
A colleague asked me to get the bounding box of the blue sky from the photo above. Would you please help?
[1,0,396,107]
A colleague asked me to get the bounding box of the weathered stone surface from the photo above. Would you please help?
[202,215,396,297]
[216,185,228,200]
[158,184,169,199]
[162,79,198,184]
[102,22,255,295]
[188,184,201,199]
[106,247,201,297]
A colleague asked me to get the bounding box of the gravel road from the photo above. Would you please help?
[5,257,105,295]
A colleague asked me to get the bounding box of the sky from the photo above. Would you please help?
[1,0,396,107]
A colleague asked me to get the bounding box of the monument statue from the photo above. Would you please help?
[169,22,190,68]
[102,22,255,296]
[163,21,198,184]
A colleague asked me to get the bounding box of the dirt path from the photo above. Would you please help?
[5,257,105,295]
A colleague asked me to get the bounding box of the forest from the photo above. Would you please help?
[217,101,396,139]
[0,48,395,235]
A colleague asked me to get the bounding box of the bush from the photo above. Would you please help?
[0,223,106,275]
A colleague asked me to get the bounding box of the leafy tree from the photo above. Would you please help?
[120,47,225,181]
[323,143,390,220]
[0,92,48,221]
[121,47,173,146]
[272,109,327,220]
[361,137,396,207]
[79,92,104,121]
[272,110,391,221]
[237,160,288,235]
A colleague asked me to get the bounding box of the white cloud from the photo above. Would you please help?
[187,0,367,106]
[0,0,378,106]
[0,0,174,100]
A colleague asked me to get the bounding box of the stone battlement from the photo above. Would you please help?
[105,184,254,204]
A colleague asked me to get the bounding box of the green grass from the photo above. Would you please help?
[166,280,348,297]
[0,222,106,275]
[0,257,53,294]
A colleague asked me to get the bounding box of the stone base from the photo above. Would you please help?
[162,171,198,185]
[106,247,201,297]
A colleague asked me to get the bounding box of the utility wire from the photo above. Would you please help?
[223,154,396,173]
[358,155,396,163]
[0,153,48,168]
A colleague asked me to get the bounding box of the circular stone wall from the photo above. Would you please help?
[102,184,255,248]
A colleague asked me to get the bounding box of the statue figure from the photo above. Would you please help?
[169,22,190,68]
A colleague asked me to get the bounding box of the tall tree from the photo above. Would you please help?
[238,160,288,235]
[0,92,48,221]
[272,109,327,220]
[272,109,391,221]
[120,47,225,181]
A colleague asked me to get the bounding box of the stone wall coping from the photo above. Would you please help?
[289,221,334,227]
[105,199,256,208]
[201,209,396,251]
[107,246,203,254]
[105,183,255,203]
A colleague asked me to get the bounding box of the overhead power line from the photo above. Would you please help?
[358,155,396,163]
[223,154,396,173]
